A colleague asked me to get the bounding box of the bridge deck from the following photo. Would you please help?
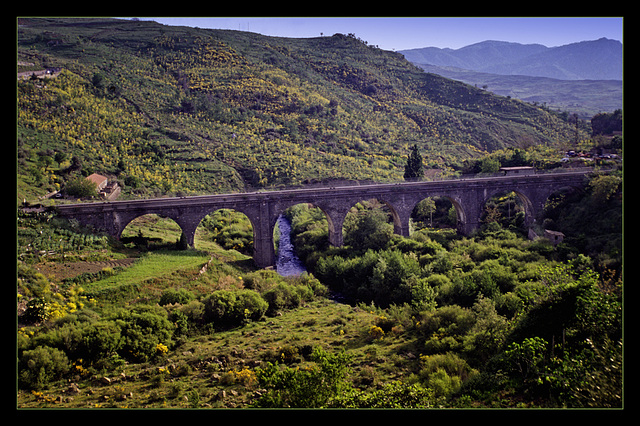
[56,169,590,213]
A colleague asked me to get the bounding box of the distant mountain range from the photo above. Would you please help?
[399,39,622,118]
[400,38,622,81]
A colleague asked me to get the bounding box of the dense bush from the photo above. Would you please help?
[255,347,352,408]
[19,346,70,390]
[343,204,394,251]
[263,282,311,314]
[159,288,195,306]
[112,305,175,362]
[202,289,268,327]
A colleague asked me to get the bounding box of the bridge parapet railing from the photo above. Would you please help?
[251,165,606,193]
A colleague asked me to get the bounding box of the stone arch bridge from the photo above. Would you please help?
[56,171,589,268]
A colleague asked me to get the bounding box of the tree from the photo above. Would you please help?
[479,157,500,174]
[65,177,97,198]
[404,144,424,181]
[591,109,622,136]
[343,207,393,251]
[414,197,436,227]
[589,175,621,205]
[91,72,105,90]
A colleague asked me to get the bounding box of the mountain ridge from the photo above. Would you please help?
[400,38,622,80]
[415,64,622,119]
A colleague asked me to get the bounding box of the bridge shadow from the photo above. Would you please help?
[227,257,260,273]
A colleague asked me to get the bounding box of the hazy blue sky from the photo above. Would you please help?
[144,17,623,51]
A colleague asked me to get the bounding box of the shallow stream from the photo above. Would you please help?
[275,214,307,277]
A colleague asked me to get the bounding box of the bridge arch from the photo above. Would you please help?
[194,208,255,256]
[119,213,184,248]
[273,203,330,267]
[339,198,400,250]
[272,199,344,249]
[112,209,188,243]
[401,192,471,235]
[411,196,461,230]
[480,190,529,229]
[482,187,537,227]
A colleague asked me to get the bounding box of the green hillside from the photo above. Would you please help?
[18,18,585,201]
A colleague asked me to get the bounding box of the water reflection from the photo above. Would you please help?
[275,215,307,276]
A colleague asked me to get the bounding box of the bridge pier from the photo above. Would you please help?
[314,201,351,248]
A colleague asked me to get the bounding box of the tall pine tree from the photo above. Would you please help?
[404,144,424,181]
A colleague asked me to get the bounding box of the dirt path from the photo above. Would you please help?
[34,258,137,281]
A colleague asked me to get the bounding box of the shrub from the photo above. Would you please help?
[427,368,462,397]
[177,300,206,324]
[79,321,124,362]
[368,325,385,341]
[419,352,475,386]
[242,269,283,293]
[254,347,352,408]
[236,289,269,321]
[407,276,438,312]
[203,290,238,325]
[159,288,195,306]
[418,305,475,339]
[202,289,268,327]
[19,346,70,390]
[114,305,175,362]
[329,381,436,408]
[65,177,97,198]
[263,283,302,314]
[287,273,328,297]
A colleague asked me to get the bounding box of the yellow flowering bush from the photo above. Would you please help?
[155,343,169,355]
[368,325,385,341]
[234,368,257,387]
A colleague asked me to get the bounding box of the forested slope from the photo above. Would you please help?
[18,18,585,200]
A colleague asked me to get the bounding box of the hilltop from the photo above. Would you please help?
[18,18,584,201]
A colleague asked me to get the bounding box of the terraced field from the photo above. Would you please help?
[34,258,138,281]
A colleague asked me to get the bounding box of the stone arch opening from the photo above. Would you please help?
[194,208,254,257]
[481,189,530,230]
[120,213,184,250]
[541,185,585,229]
[274,203,329,275]
[411,196,461,231]
[342,198,397,251]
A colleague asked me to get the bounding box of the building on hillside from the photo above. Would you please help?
[528,227,565,246]
[86,173,108,191]
[85,173,120,200]
[499,166,535,176]
[543,229,565,245]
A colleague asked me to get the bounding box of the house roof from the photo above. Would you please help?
[86,173,108,185]
[499,166,534,171]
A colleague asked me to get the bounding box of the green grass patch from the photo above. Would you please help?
[84,250,211,300]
